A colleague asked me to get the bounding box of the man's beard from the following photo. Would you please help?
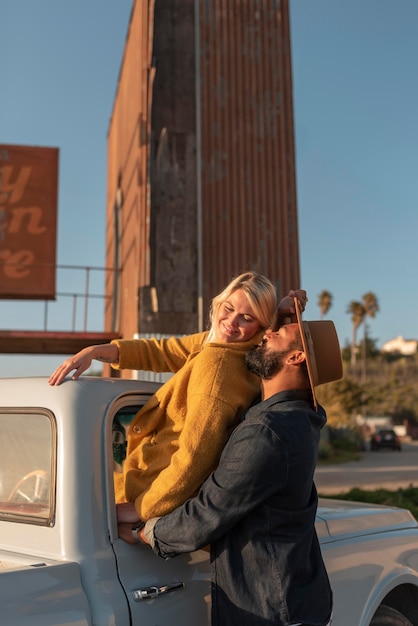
[245,342,287,380]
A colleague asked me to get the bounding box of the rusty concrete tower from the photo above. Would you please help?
[105,0,299,365]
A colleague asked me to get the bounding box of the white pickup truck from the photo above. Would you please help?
[1,377,418,626]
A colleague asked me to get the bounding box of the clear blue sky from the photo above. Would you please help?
[1,0,417,377]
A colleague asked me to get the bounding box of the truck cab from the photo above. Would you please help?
[0,377,211,626]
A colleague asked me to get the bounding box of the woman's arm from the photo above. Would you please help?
[133,394,237,520]
[48,343,119,385]
[131,346,260,519]
[111,333,206,372]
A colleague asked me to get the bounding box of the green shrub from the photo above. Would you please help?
[320,486,418,520]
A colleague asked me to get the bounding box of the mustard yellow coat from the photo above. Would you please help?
[112,331,263,520]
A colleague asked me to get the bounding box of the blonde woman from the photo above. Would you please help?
[49,272,306,522]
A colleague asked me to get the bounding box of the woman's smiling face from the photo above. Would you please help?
[212,288,262,343]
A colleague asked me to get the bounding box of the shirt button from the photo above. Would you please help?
[133,425,141,433]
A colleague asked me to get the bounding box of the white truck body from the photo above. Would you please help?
[1,377,418,625]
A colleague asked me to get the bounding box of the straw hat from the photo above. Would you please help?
[294,297,343,411]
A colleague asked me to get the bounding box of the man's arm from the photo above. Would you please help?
[147,420,286,557]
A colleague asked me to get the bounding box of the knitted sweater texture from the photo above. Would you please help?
[112,331,262,520]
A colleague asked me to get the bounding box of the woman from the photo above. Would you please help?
[49,272,306,521]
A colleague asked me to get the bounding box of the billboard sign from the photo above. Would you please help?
[0,143,59,299]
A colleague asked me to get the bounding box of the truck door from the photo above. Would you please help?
[113,539,211,625]
[109,402,211,626]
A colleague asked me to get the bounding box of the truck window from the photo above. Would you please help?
[0,410,55,526]
[112,406,141,471]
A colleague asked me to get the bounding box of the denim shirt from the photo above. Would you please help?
[151,389,332,626]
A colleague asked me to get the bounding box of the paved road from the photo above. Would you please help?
[315,439,418,494]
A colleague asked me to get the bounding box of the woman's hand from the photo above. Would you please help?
[48,343,119,385]
[272,289,308,331]
[283,289,308,314]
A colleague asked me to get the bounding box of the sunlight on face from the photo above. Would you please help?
[212,288,262,343]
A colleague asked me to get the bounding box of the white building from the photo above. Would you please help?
[381,335,418,356]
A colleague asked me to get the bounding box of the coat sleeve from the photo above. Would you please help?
[135,346,260,520]
[111,332,205,372]
[136,394,239,519]
[151,419,286,557]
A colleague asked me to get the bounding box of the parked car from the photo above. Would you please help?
[0,377,417,625]
[370,428,402,451]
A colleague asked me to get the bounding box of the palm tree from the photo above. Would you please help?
[317,290,333,319]
[347,300,366,368]
[362,292,379,320]
[360,292,379,381]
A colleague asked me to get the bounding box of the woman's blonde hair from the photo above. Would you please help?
[207,271,277,340]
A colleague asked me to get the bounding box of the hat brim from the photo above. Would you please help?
[294,297,343,411]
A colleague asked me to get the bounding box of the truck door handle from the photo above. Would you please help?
[132,582,185,601]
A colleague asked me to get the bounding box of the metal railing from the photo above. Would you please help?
[43,265,114,332]
[0,264,120,334]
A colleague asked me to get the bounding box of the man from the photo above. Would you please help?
[121,301,343,626]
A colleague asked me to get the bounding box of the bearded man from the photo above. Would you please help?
[120,303,343,626]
